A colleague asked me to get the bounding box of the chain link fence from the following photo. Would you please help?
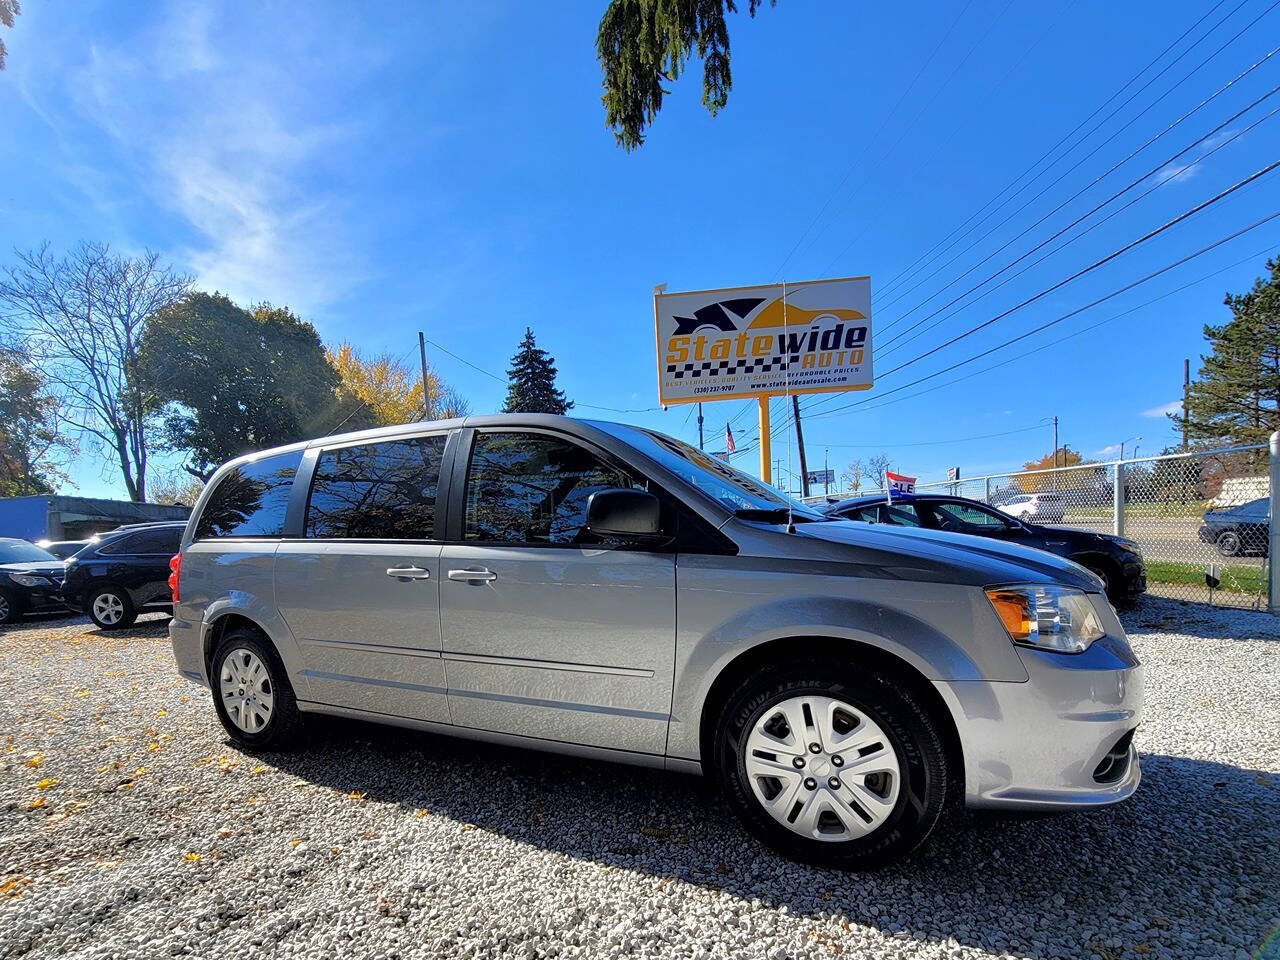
[815,444,1273,609]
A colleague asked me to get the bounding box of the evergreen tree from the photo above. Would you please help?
[502,328,573,415]
[1182,254,1280,448]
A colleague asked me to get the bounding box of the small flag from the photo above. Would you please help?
[886,471,915,503]
[725,423,736,454]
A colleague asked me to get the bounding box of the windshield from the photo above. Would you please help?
[598,423,826,521]
[0,541,59,564]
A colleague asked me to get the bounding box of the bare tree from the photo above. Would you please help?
[0,242,191,501]
[841,458,865,493]
[867,453,892,491]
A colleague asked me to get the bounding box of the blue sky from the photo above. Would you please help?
[3,0,1279,497]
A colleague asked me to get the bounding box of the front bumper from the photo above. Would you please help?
[935,629,1143,811]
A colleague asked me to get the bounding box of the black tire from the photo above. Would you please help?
[210,629,303,750]
[0,589,23,625]
[713,659,950,869]
[1216,529,1242,557]
[86,584,136,630]
[1081,559,1123,604]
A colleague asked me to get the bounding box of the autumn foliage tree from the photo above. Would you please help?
[1015,447,1085,492]
[327,342,468,427]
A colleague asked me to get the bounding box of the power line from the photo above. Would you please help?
[423,336,662,414]
[818,238,1280,419]
[874,3,1280,328]
[864,0,1244,302]
[804,209,1280,424]
[878,86,1280,359]
[881,160,1280,380]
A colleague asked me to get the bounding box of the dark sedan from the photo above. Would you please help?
[1198,497,1269,556]
[823,493,1146,603]
[61,522,185,629]
[0,538,71,625]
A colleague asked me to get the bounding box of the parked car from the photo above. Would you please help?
[169,415,1142,869]
[61,522,185,629]
[0,538,71,625]
[824,493,1145,603]
[34,537,98,560]
[1198,497,1269,556]
[997,491,1066,523]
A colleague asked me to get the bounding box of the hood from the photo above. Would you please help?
[0,561,66,577]
[786,519,1102,592]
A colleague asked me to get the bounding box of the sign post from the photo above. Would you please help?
[653,276,873,487]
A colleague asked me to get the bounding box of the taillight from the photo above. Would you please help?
[169,553,182,603]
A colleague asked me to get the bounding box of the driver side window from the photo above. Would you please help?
[933,502,1009,531]
[464,432,642,545]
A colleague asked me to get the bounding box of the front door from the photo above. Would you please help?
[275,433,451,723]
[439,430,676,756]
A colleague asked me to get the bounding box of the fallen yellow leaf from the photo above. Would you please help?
[414,809,429,819]
[35,778,58,791]
[290,837,303,847]
[132,767,147,777]
[347,790,366,801]
[76,690,89,698]
[26,797,45,810]
[183,852,200,863]
[251,765,267,775]
[155,709,167,718]
[23,753,43,768]
[147,743,160,753]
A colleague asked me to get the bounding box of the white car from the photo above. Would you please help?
[998,492,1066,523]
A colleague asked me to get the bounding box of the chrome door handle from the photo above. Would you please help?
[447,568,497,583]
[386,566,431,581]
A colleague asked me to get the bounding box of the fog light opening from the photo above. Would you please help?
[1092,729,1136,784]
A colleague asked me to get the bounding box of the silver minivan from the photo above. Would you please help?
[169,414,1142,867]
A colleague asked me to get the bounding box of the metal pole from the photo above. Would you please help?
[418,331,431,420]
[1113,462,1125,538]
[792,394,810,498]
[984,477,991,504]
[758,397,772,484]
[697,402,704,450]
[1269,431,1279,613]
[824,448,830,496]
[1182,358,1190,450]
[1053,416,1059,491]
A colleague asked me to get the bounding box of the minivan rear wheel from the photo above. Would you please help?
[211,629,303,750]
[713,661,949,869]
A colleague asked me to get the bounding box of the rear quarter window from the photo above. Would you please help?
[195,450,303,539]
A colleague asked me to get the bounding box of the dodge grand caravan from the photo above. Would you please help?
[170,415,1143,867]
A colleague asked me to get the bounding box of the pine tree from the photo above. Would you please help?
[1182,255,1280,448]
[502,328,573,415]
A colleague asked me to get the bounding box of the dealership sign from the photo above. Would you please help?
[654,276,872,405]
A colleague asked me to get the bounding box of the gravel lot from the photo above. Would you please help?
[1,598,1277,960]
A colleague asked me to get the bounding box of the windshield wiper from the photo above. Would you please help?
[733,507,820,524]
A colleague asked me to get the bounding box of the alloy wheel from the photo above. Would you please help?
[219,648,275,734]
[92,593,124,625]
[0,595,10,622]
[744,695,901,842]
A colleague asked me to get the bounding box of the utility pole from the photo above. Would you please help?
[418,332,431,420]
[792,394,810,498]
[1182,358,1190,449]
[775,459,782,491]
[824,448,830,496]
[1053,415,1059,491]
[697,402,704,450]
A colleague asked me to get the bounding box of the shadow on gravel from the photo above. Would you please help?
[263,717,1280,960]
[1121,595,1280,642]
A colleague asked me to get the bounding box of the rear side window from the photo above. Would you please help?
[125,527,182,554]
[306,435,448,539]
[195,450,302,539]
[96,532,142,556]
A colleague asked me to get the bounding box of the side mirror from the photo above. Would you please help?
[586,488,663,542]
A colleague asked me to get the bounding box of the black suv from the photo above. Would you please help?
[824,493,1146,603]
[61,522,185,629]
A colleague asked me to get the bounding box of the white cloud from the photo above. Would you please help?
[1152,128,1240,186]
[1096,443,1122,457]
[62,2,366,314]
[1142,400,1182,418]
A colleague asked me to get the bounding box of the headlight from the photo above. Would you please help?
[985,584,1105,654]
[7,573,49,588]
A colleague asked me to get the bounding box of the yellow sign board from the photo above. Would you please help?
[654,276,872,406]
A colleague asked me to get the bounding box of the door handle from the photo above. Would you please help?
[447,568,497,583]
[386,566,431,581]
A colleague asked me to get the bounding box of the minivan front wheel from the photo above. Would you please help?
[714,661,949,868]
[211,630,303,750]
